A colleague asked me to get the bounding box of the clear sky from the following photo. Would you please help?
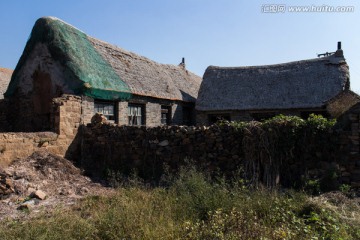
[1,0,359,92]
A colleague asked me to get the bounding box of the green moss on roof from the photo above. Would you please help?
[5,17,132,100]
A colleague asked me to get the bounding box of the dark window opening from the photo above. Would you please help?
[94,101,116,123]
[251,112,277,121]
[182,107,192,125]
[161,105,171,125]
[128,104,145,126]
[208,114,231,125]
[32,70,53,131]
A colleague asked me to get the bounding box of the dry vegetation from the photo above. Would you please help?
[0,159,359,239]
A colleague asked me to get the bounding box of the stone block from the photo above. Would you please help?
[31,190,47,200]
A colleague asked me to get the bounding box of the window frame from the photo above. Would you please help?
[128,103,145,126]
[161,105,172,125]
[94,100,117,123]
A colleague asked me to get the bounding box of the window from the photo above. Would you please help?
[94,101,116,122]
[161,106,171,125]
[128,104,144,126]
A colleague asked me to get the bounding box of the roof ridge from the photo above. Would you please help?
[207,54,345,70]
[40,16,86,35]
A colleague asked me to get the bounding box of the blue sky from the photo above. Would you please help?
[1,0,359,92]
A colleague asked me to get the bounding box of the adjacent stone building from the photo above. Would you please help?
[0,68,13,130]
[3,17,202,132]
[0,68,13,99]
[196,44,359,125]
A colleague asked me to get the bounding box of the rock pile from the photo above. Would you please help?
[91,112,108,126]
[0,150,112,220]
[0,168,14,197]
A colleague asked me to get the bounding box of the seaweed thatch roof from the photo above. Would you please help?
[0,68,13,99]
[6,17,201,102]
[196,53,350,111]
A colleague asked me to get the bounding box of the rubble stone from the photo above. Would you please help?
[31,190,47,200]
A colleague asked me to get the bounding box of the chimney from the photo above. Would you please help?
[335,41,344,57]
[179,57,186,69]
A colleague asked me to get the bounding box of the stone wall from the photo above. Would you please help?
[80,122,359,188]
[118,101,128,125]
[81,124,243,180]
[81,96,94,125]
[51,94,82,159]
[145,102,161,127]
[336,103,360,188]
[5,97,40,132]
[0,99,8,132]
[0,94,84,167]
[0,132,58,168]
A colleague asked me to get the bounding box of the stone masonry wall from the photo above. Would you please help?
[50,94,82,159]
[0,132,58,168]
[0,99,8,132]
[146,102,161,127]
[0,94,84,167]
[6,97,40,132]
[81,96,94,125]
[118,101,128,125]
[80,122,360,188]
[336,103,360,188]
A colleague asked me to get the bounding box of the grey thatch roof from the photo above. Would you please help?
[196,53,349,111]
[0,68,13,99]
[89,38,202,102]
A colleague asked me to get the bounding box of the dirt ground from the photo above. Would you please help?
[0,150,114,221]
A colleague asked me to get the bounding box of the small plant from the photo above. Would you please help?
[339,184,351,194]
[303,178,321,195]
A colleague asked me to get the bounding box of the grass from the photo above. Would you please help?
[1,166,359,240]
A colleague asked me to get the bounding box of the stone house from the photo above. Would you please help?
[3,17,202,132]
[196,43,359,125]
[0,68,13,131]
[0,68,13,99]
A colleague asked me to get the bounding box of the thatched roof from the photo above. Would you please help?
[0,68,13,99]
[6,17,201,102]
[196,53,349,111]
[89,38,201,102]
